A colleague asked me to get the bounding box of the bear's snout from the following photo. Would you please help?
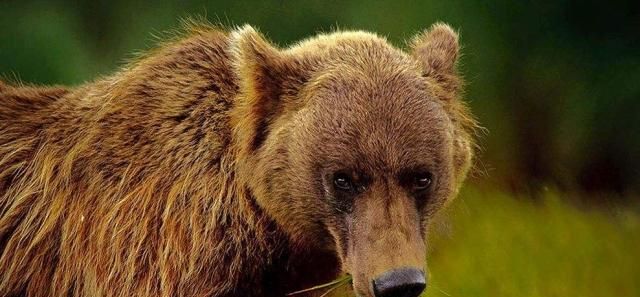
[372,268,426,297]
[342,181,428,297]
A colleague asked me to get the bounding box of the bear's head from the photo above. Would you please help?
[230,24,476,297]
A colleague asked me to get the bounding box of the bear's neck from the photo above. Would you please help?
[238,189,341,297]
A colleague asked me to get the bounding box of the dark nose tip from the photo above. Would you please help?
[372,268,426,297]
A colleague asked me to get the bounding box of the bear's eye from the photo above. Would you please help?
[412,172,433,191]
[333,173,354,191]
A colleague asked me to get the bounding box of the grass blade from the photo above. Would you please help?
[286,275,352,296]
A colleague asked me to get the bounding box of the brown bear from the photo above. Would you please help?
[0,22,476,297]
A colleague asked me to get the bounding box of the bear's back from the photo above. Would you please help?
[0,27,257,297]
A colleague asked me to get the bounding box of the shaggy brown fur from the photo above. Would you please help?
[0,23,476,297]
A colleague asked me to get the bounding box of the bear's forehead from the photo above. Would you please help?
[293,36,453,172]
[304,71,452,173]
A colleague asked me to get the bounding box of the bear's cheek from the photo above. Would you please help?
[267,167,339,248]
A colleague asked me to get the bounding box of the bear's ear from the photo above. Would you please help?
[411,24,477,187]
[409,23,461,95]
[229,25,291,153]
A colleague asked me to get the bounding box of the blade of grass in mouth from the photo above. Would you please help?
[286,275,353,296]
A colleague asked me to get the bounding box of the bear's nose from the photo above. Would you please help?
[372,268,426,297]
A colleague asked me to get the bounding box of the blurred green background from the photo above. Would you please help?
[1,0,639,296]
